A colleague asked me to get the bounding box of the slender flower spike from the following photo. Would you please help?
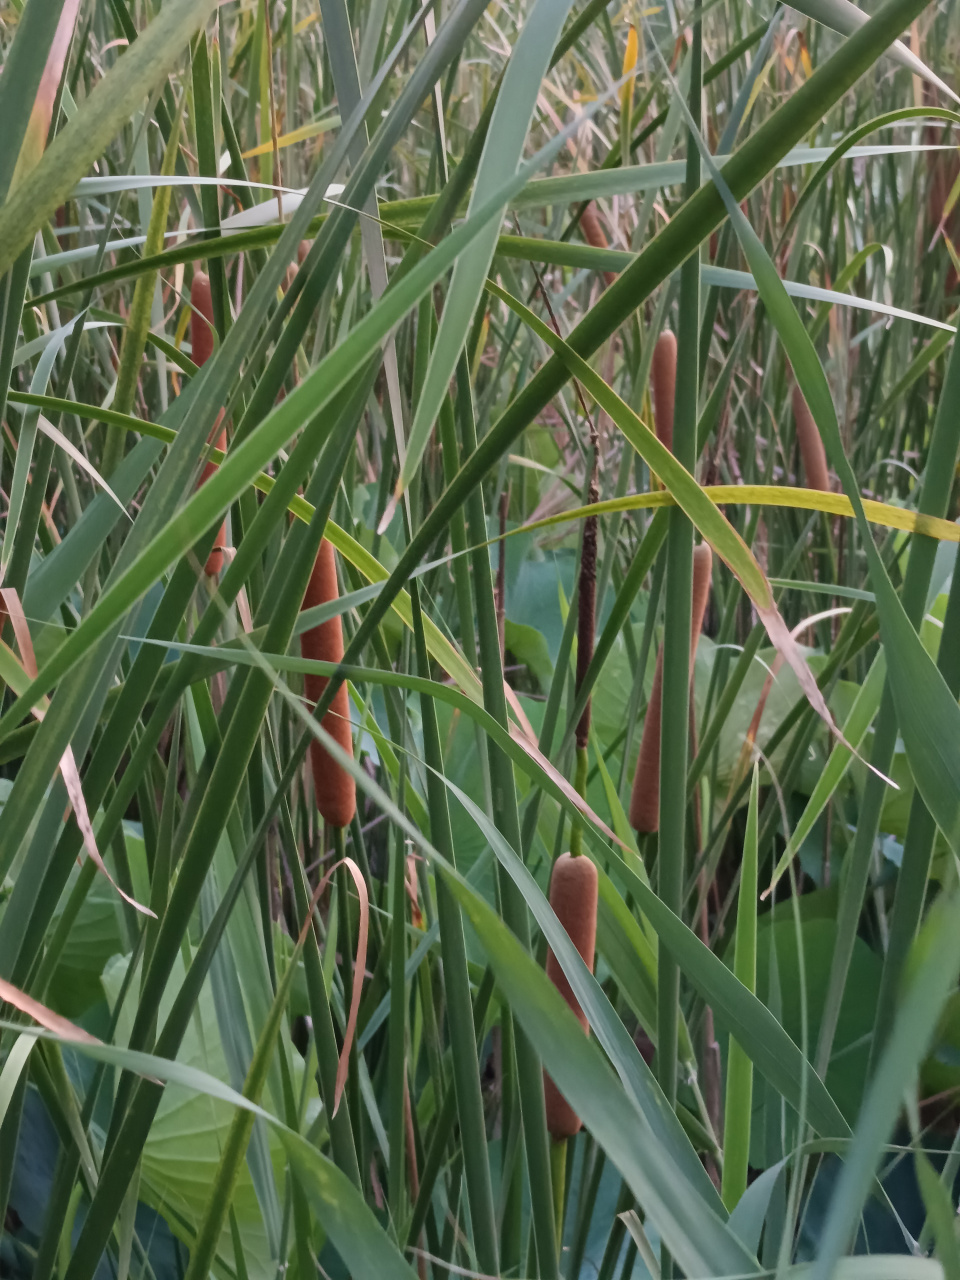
[543,851,599,1139]
[300,538,357,830]
[580,203,619,289]
[630,543,713,833]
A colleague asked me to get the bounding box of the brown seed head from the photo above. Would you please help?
[300,538,356,829]
[690,543,713,663]
[629,648,664,834]
[543,852,598,1139]
[629,543,713,833]
[792,384,830,492]
[191,271,215,368]
[651,330,677,454]
[580,203,618,288]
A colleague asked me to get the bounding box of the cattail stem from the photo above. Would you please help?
[567,421,599,866]
[496,491,508,660]
[569,748,589,858]
[550,1136,567,1253]
[575,515,598,750]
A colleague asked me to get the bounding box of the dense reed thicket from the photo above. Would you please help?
[1,1,960,1278]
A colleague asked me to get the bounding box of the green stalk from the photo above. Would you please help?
[569,748,589,858]
[721,766,758,1210]
[550,1137,567,1255]
[657,0,701,1132]
[388,799,408,1225]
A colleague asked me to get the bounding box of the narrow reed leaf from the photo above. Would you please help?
[722,766,759,1211]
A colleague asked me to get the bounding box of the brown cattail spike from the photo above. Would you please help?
[792,385,830,493]
[580,203,618,288]
[191,272,215,367]
[301,538,356,830]
[191,272,228,575]
[651,331,678,454]
[629,542,713,834]
[543,852,599,1139]
[690,544,713,662]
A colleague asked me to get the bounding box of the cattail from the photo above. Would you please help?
[629,543,713,833]
[792,385,830,493]
[576,451,599,748]
[651,330,677,454]
[689,543,713,654]
[300,538,356,829]
[543,851,599,1140]
[580,202,618,288]
[283,244,313,294]
[191,271,229,575]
